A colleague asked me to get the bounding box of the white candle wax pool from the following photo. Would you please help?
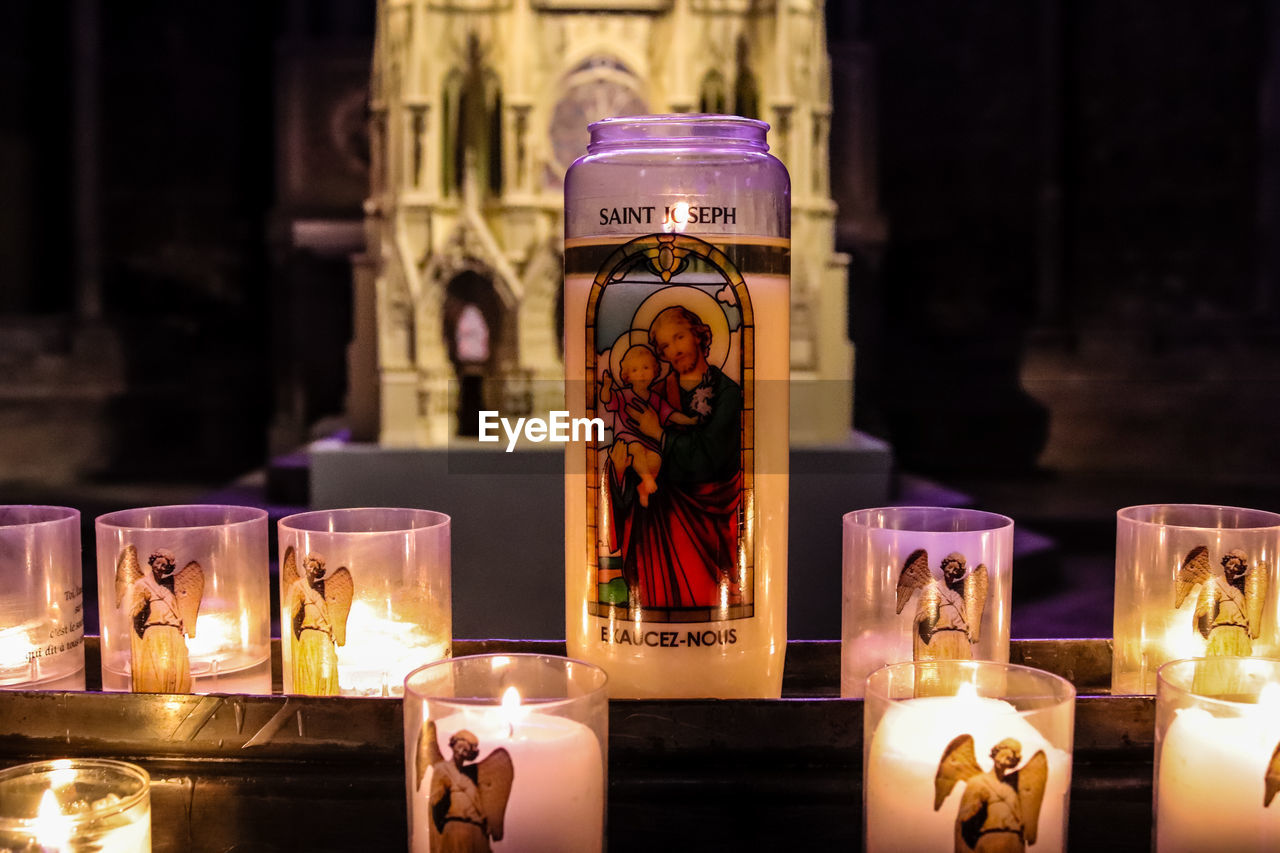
[412,702,603,853]
[866,688,1072,853]
[1157,684,1280,852]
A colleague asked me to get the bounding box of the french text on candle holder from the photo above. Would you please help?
[28,585,85,662]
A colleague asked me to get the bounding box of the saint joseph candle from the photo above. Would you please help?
[864,661,1075,853]
[1155,658,1280,852]
[564,115,790,698]
[404,654,608,853]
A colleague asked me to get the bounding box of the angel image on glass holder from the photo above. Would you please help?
[1175,545,1269,694]
[283,546,353,696]
[115,545,204,693]
[416,718,514,853]
[897,550,989,662]
[935,734,1048,853]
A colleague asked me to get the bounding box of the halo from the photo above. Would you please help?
[630,285,730,371]
[607,329,667,390]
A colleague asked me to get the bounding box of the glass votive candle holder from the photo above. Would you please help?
[404,654,607,853]
[0,506,86,690]
[841,507,1013,698]
[278,508,451,696]
[864,660,1075,853]
[0,758,151,852]
[95,505,271,694]
[1113,504,1280,695]
[1155,657,1280,852]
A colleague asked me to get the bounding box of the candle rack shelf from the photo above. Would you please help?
[0,638,1151,852]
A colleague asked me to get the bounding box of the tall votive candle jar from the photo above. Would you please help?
[563,114,789,697]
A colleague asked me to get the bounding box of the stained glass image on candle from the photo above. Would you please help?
[1156,657,1280,852]
[842,508,1013,698]
[405,654,607,853]
[864,661,1074,853]
[97,505,271,695]
[279,508,451,697]
[0,506,85,690]
[588,245,751,620]
[1112,504,1280,694]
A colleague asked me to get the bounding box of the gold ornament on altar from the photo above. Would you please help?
[282,547,354,696]
[934,734,1048,853]
[115,544,204,693]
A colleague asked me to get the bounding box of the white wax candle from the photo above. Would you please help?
[866,690,1072,852]
[412,707,603,853]
[1157,685,1280,852]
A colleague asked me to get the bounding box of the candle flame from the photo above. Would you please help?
[34,787,72,848]
[500,686,523,739]
[663,201,690,234]
[48,759,76,789]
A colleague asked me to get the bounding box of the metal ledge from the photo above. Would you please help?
[0,639,1152,852]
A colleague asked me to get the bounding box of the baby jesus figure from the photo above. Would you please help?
[600,343,697,506]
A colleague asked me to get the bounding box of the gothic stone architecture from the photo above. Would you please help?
[353,0,853,445]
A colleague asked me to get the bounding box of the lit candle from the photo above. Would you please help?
[412,687,603,852]
[1112,504,1280,695]
[0,506,85,690]
[563,116,791,699]
[0,759,151,853]
[1157,678,1280,851]
[865,664,1074,852]
[336,600,449,697]
[278,509,452,697]
[0,621,40,686]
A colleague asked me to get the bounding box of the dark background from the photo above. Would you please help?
[2,1,1278,637]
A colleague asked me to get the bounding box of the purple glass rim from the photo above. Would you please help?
[96,504,266,531]
[279,507,450,535]
[1116,503,1280,531]
[588,114,770,151]
[844,506,1014,534]
[404,652,608,707]
[0,505,79,528]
